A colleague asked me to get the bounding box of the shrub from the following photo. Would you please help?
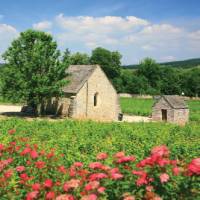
[0,129,199,199]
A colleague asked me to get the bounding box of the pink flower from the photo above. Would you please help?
[26,191,38,200]
[46,191,55,199]
[30,150,38,159]
[96,152,108,160]
[98,186,106,193]
[172,167,180,176]
[73,162,83,168]
[160,173,169,183]
[111,173,123,180]
[151,145,169,158]
[56,194,74,200]
[114,151,125,158]
[44,179,53,188]
[188,158,200,176]
[89,173,108,181]
[123,196,135,200]
[63,179,80,191]
[109,168,119,174]
[32,183,41,191]
[116,156,135,164]
[20,147,31,156]
[16,166,25,172]
[81,194,97,200]
[146,185,154,192]
[89,162,103,169]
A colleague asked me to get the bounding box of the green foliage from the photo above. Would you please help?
[123,58,200,69]
[90,47,121,79]
[1,30,68,113]
[0,118,199,165]
[70,52,90,65]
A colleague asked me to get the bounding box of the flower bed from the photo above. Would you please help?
[0,129,199,200]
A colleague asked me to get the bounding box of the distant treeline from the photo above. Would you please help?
[123,58,200,69]
[0,42,200,99]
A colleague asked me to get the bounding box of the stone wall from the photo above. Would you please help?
[73,67,119,121]
[173,109,189,125]
[44,97,71,116]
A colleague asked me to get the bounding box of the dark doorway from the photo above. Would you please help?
[162,109,167,121]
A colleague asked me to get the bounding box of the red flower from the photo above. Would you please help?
[85,181,100,191]
[32,183,41,191]
[4,169,13,179]
[46,191,55,199]
[116,156,135,164]
[8,129,16,135]
[58,165,67,174]
[188,158,200,176]
[26,191,38,200]
[89,162,103,169]
[44,179,53,188]
[35,161,45,169]
[16,166,25,172]
[47,151,54,159]
[20,173,29,181]
[0,144,4,151]
[30,150,38,159]
[160,173,169,183]
[96,152,108,160]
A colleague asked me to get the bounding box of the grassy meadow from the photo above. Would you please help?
[120,97,200,122]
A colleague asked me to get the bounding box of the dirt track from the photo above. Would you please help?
[0,105,22,113]
[0,104,152,123]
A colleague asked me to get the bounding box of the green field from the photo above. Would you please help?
[0,118,199,166]
[120,97,200,122]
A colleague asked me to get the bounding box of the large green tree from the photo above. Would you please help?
[90,47,121,79]
[137,58,162,93]
[1,30,68,114]
[70,52,90,65]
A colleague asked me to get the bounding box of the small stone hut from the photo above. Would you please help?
[44,65,121,121]
[152,95,189,125]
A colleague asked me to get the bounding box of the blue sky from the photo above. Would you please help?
[0,0,200,64]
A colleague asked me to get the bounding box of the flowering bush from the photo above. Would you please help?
[0,129,199,199]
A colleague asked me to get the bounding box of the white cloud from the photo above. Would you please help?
[33,20,52,30]
[0,24,19,62]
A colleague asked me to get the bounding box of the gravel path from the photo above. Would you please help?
[123,114,152,122]
[0,105,22,113]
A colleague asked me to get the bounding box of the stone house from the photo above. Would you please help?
[44,65,121,121]
[152,95,189,125]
